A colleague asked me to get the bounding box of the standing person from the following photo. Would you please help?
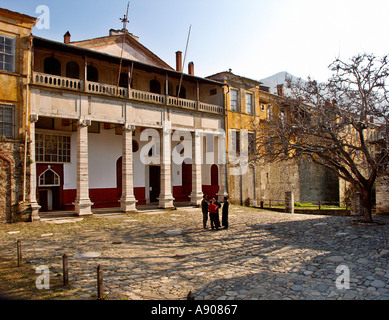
[222,196,229,229]
[213,198,221,229]
[201,195,209,229]
[208,199,219,230]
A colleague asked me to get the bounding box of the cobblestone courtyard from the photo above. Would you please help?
[1,205,389,300]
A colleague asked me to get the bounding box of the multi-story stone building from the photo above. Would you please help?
[207,70,340,206]
[27,27,228,220]
[0,8,36,222]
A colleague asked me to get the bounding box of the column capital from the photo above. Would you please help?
[123,123,136,132]
[78,119,92,127]
[30,114,39,123]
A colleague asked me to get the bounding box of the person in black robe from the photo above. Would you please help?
[201,195,209,229]
[222,196,229,229]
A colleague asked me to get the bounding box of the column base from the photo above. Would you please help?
[30,202,41,222]
[120,197,138,213]
[73,200,94,216]
[190,192,204,206]
[158,195,175,210]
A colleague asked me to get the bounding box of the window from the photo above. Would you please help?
[210,88,217,96]
[0,104,14,138]
[35,133,71,163]
[39,169,60,187]
[267,105,272,120]
[231,130,240,154]
[248,132,256,155]
[246,93,253,115]
[280,109,286,123]
[0,36,15,72]
[230,89,238,112]
[261,104,266,112]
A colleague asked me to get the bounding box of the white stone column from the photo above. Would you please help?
[158,123,175,209]
[190,130,203,206]
[120,124,138,213]
[216,131,228,202]
[73,119,93,216]
[29,115,41,221]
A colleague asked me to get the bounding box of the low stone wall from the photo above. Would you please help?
[256,206,351,217]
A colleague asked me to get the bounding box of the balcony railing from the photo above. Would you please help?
[32,72,224,114]
[34,72,82,91]
[86,81,128,97]
[130,89,165,104]
[167,96,197,110]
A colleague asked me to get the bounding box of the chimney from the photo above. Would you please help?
[277,84,284,97]
[64,31,71,44]
[188,62,194,75]
[176,51,182,72]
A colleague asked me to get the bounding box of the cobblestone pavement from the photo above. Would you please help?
[1,205,389,300]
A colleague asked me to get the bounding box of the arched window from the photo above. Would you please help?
[44,57,61,76]
[87,65,99,82]
[66,61,79,79]
[39,169,60,187]
[150,79,161,94]
[176,85,186,99]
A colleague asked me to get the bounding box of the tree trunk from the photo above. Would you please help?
[361,188,373,223]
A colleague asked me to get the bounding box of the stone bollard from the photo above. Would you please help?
[285,192,295,214]
[350,193,362,216]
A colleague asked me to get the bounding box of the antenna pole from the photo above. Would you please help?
[177,25,192,99]
[117,2,130,92]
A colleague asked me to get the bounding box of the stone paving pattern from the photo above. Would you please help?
[1,205,389,300]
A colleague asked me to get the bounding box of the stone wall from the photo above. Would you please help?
[376,167,389,215]
[298,161,340,205]
[0,140,30,223]
[227,159,341,207]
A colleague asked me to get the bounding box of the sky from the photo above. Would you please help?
[2,0,389,82]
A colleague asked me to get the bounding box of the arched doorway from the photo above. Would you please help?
[38,168,61,212]
[44,57,61,76]
[150,79,161,94]
[211,164,219,187]
[116,157,122,197]
[66,61,79,79]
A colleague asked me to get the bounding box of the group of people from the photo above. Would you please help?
[201,195,229,230]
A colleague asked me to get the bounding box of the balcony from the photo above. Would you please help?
[32,72,224,115]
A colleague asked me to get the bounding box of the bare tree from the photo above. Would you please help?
[252,53,389,223]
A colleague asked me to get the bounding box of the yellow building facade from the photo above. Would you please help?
[0,8,36,222]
